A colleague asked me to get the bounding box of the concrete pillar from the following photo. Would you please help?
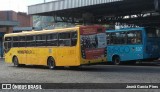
[6,27,13,33]
[6,27,10,34]
[155,0,160,12]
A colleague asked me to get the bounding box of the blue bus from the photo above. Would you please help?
[106,27,160,65]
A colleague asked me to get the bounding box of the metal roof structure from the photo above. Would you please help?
[28,0,160,27]
[28,0,158,16]
[28,0,122,15]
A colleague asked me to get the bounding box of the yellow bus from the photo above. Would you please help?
[4,25,107,69]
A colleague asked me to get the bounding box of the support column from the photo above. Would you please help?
[6,27,10,34]
[6,27,13,33]
[154,0,160,12]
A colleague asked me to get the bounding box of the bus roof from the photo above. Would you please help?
[4,26,80,37]
[106,27,145,32]
[5,25,105,37]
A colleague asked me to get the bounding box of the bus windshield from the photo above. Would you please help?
[146,27,160,38]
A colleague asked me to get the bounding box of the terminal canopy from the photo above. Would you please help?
[28,0,160,27]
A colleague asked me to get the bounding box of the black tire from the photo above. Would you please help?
[13,56,19,67]
[48,57,56,70]
[70,66,80,69]
[128,61,136,65]
[113,56,121,65]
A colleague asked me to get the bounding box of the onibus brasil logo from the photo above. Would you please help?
[2,84,42,90]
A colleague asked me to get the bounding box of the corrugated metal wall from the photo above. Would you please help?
[28,0,122,15]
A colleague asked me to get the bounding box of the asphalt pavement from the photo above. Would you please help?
[0,59,160,92]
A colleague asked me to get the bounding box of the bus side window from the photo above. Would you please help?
[19,36,26,47]
[59,32,71,46]
[71,31,77,46]
[109,32,126,45]
[46,33,58,46]
[26,36,35,47]
[13,37,19,47]
[36,35,46,46]
[127,32,135,44]
[106,33,110,45]
[127,31,142,44]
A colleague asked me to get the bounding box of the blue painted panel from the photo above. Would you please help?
[107,45,144,62]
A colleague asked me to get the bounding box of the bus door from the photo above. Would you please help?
[145,27,160,58]
[126,31,143,60]
[35,35,47,65]
[17,36,27,64]
[57,31,78,66]
[26,35,37,65]
[68,31,78,65]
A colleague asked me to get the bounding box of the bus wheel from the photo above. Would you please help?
[13,56,19,67]
[70,66,80,69]
[113,56,121,65]
[48,57,56,70]
[128,61,136,65]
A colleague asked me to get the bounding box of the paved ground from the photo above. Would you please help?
[1,59,160,83]
[0,59,160,91]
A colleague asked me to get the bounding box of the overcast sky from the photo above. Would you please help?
[0,0,55,13]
